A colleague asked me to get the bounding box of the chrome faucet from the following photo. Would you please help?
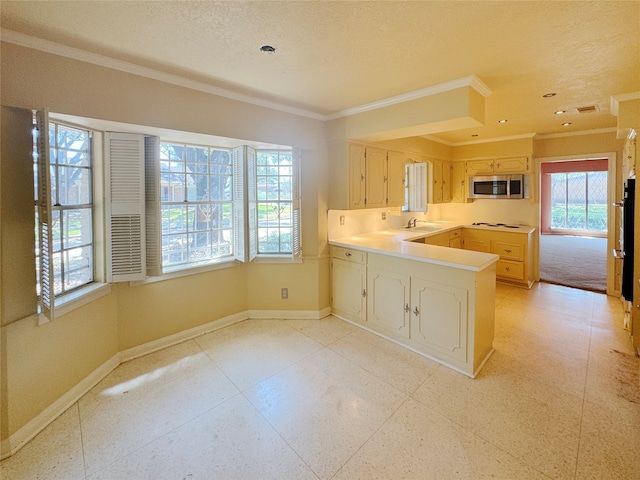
[407,217,417,228]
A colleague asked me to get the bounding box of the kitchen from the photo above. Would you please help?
[1,1,639,478]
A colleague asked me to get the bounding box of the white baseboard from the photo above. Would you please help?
[2,307,331,460]
[1,354,120,460]
[248,307,332,319]
[119,311,249,363]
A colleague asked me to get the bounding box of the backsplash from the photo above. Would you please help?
[328,206,442,240]
[328,199,537,240]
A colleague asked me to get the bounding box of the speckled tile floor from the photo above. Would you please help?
[2,283,639,479]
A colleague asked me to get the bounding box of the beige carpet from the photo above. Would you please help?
[539,234,607,292]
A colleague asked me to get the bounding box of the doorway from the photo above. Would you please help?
[538,155,616,293]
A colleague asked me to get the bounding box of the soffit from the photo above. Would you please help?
[1,1,639,144]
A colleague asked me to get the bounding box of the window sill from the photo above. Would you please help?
[130,258,241,286]
[253,255,302,264]
[39,283,112,325]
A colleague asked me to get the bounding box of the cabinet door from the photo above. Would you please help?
[387,150,406,207]
[367,267,411,339]
[451,162,466,203]
[495,156,528,173]
[449,237,462,249]
[366,147,387,208]
[424,232,450,247]
[462,232,491,253]
[431,160,443,204]
[441,162,452,203]
[332,258,367,323]
[349,144,366,209]
[410,278,468,363]
[466,159,494,176]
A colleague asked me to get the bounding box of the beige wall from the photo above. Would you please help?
[0,41,330,442]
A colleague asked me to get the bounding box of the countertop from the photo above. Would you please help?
[329,222,536,272]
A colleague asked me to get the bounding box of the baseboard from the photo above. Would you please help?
[248,307,332,319]
[0,354,120,460]
[119,311,250,363]
[1,307,332,460]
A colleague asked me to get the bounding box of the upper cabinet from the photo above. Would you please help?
[466,156,529,176]
[348,143,405,209]
[428,159,452,204]
[450,162,466,203]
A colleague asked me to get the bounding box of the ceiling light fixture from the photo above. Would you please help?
[498,119,508,124]
[260,45,276,54]
[543,93,556,98]
[562,122,572,126]
[554,110,566,115]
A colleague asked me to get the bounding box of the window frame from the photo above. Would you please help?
[158,141,235,272]
[254,148,301,261]
[34,112,109,323]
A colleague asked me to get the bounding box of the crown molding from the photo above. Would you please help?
[325,75,493,121]
[610,91,640,116]
[1,29,327,121]
[535,127,617,140]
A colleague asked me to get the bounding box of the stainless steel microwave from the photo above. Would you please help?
[469,174,529,199]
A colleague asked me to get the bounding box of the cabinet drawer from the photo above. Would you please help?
[449,229,462,240]
[496,260,524,280]
[332,246,367,264]
[492,241,524,261]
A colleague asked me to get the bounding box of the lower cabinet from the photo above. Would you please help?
[410,278,468,365]
[462,228,534,288]
[331,247,367,323]
[367,267,411,339]
[331,247,496,377]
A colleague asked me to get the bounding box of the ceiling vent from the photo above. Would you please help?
[576,105,599,114]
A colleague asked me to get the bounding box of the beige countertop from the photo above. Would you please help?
[330,223,499,272]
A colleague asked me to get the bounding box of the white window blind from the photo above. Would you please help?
[35,109,55,322]
[232,146,257,263]
[105,132,146,282]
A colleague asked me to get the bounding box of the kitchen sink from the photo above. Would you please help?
[406,224,441,232]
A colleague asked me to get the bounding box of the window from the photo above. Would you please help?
[550,171,607,232]
[34,119,94,302]
[159,143,233,270]
[256,149,296,254]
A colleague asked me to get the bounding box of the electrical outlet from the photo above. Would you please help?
[281,287,288,299]
[340,215,345,225]
[381,211,387,220]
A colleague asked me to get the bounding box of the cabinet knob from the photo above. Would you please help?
[413,306,420,316]
[505,267,510,271]
[362,289,366,297]
[344,252,352,257]
[404,303,410,313]
[504,249,512,253]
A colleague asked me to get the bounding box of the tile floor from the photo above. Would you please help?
[2,282,639,479]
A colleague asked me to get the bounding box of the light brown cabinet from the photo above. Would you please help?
[331,246,367,323]
[349,143,405,209]
[462,228,534,287]
[430,159,452,204]
[450,162,466,203]
[466,156,529,176]
[331,248,496,377]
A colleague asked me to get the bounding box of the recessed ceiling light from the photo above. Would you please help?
[260,45,276,54]
[498,119,508,124]
[562,122,572,126]
[543,93,556,98]
[554,110,566,115]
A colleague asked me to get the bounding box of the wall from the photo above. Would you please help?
[0,41,330,446]
[443,137,537,225]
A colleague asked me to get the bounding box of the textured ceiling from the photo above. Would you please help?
[2,1,639,144]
